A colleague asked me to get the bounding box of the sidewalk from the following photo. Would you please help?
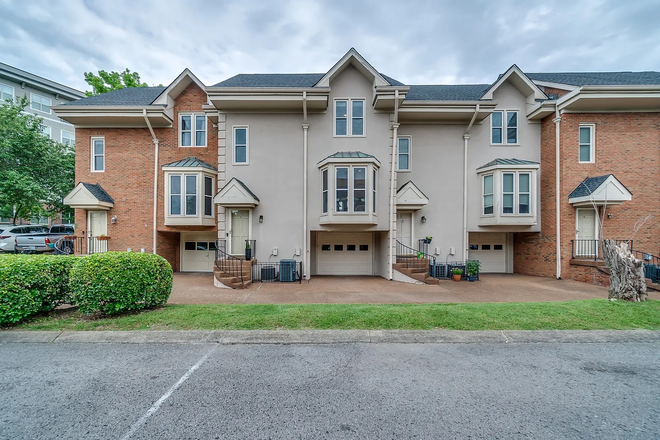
[2,329,659,344]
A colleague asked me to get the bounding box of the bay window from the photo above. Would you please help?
[322,169,328,214]
[483,174,494,215]
[163,160,217,226]
[477,162,538,226]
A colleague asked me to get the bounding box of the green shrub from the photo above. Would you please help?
[70,252,173,315]
[0,254,77,325]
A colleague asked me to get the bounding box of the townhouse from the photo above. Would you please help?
[54,49,660,287]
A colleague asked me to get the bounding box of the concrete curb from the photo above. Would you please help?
[1,329,659,344]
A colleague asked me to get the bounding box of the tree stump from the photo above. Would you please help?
[602,239,647,302]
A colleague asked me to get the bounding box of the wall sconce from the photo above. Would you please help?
[421,215,427,223]
[111,215,117,224]
[607,213,613,219]
[259,215,264,223]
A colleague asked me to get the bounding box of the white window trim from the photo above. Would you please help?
[61,130,75,146]
[321,168,329,214]
[490,110,520,146]
[91,137,104,173]
[372,168,377,214]
[232,126,249,165]
[331,165,373,215]
[501,171,532,216]
[41,125,52,139]
[578,124,595,163]
[179,113,207,148]
[396,136,412,172]
[0,82,15,103]
[30,92,52,114]
[168,173,199,217]
[333,98,366,137]
[482,174,494,216]
[353,166,367,213]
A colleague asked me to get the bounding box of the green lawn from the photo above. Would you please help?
[6,300,660,331]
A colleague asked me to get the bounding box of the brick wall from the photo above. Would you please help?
[542,86,572,99]
[516,112,660,282]
[73,82,217,271]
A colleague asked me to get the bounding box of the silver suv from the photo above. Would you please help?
[0,225,49,253]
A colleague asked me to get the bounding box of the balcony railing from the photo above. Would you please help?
[54,236,109,255]
[571,239,632,260]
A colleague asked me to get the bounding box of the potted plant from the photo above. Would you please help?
[97,234,110,241]
[423,236,433,244]
[466,260,480,282]
[452,267,462,281]
[245,241,251,260]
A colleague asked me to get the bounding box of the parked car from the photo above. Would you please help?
[0,225,50,253]
[14,224,75,254]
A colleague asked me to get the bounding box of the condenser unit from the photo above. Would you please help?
[279,259,297,282]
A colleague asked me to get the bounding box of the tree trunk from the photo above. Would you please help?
[602,239,647,302]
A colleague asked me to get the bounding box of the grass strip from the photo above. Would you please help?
[6,300,660,331]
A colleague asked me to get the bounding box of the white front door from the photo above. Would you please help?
[88,211,108,253]
[397,212,413,249]
[230,209,250,255]
[576,209,598,257]
[181,232,217,272]
[317,232,374,276]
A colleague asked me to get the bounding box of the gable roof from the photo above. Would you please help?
[61,86,166,106]
[568,174,632,206]
[162,156,217,171]
[214,177,260,208]
[477,158,540,170]
[315,48,393,88]
[152,69,206,105]
[80,183,114,203]
[528,72,660,87]
[568,174,629,199]
[406,84,491,101]
[481,64,547,101]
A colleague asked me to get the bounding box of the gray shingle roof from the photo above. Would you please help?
[568,175,620,199]
[162,156,217,171]
[218,178,260,202]
[527,72,660,87]
[81,183,114,203]
[477,158,540,170]
[406,84,491,101]
[62,87,166,106]
[323,151,375,161]
[214,72,404,88]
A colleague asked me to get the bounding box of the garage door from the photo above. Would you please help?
[468,232,507,273]
[317,232,373,275]
[181,232,218,272]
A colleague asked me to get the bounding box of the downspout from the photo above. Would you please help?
[553,107,562,279]
[143,109,159,255]
[388,90,400,280]
[463,104,480,262]
[302,92,309,279]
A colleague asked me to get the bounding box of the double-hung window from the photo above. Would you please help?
[204,176,213,217]
[233,127,248,164]
[322,169,328,214]
[165,168,216,225]
[30,93,51,113]
[91,137,104,172]
[185,175,197,216]
[491,110,518,144]
[170,175,182,215]
[579,124,594,163]
[335,167,349,212]
[171,174,198,216]
[61,130,75,147]
[353,167,366,212]
[502,172,531,215]
[483,174,494,215]
[397,137,411,171]
[335,99,365,136]
[0,83,14,103]
[372,169,377,213]
[180,114,206,147]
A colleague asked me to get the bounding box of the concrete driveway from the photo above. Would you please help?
[168,273,658,304]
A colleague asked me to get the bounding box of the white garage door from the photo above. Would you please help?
[317,232,373,276]
[468,232,507,273]
[181,232,218,272]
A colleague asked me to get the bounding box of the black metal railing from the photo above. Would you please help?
[215,239,245,284]
[396,240,436,272]
[251,261,303,283]
[53,236,84,255]
[630,249,660,284]
[571,239,633,260]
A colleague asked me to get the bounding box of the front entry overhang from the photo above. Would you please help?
[214,178,260,208]
[63,182,114,210]
[396,181,429,210]
[568,174,632,207]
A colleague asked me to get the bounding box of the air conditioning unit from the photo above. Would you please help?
[429,263,447,279]
[279,259,297,282]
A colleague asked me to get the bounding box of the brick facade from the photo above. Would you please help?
[515,112,660,283]
[73,83,217,271]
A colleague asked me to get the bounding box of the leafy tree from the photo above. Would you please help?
[84,68,159,96]
[0,97,74,224]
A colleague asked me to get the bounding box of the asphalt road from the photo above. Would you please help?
[1,341,658,439]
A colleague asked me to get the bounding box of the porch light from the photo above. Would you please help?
[259,215,263,223]
[421,215,427,223]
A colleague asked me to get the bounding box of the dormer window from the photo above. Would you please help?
[334,99,365,137]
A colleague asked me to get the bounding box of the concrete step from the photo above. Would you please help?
[423,277,440,285]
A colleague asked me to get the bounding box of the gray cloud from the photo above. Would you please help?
[1,0,658,92]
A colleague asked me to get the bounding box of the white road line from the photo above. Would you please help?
[119,345,217,440]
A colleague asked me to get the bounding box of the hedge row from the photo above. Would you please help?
[0,252,173,325]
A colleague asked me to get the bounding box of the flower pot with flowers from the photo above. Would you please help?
[452,268,462,281]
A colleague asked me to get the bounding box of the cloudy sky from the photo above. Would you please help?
[1,0,659,92]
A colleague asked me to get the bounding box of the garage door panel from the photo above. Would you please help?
[469,232,507,273]
[182,232,217,272]
[317,232,373,276]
